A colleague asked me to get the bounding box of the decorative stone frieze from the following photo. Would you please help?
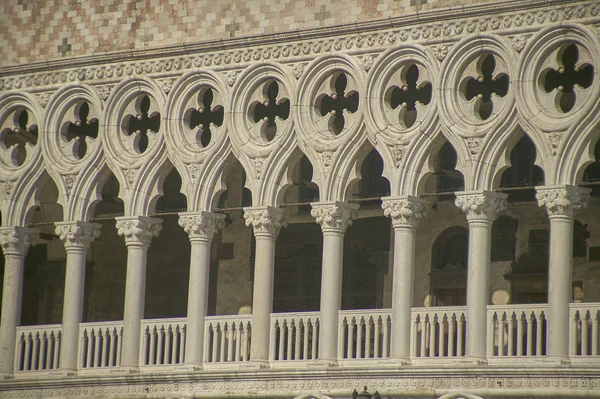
[55,221,101,250]
[243,206,287,239]
[311,201,359,234]
[115,216,162,246]
[178,211,226,241]
[381,196,430,229]
[0,227,39,256]
[455,191,508,223]
[536,185,591,217]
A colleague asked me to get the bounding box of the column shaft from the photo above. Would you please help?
[319,231,344,361]
[60,248,87,370]
[121,245,148,367]
[0,255,25,373]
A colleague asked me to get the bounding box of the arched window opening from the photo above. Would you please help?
[93,174,124,218]
[283,154,319,214]
[430,226,468,306]
[354,149,390,208]
[423,141,464,200]
[499,135,544,202]
[491,216,518,262]
[573,220,590,258]
[155,168,187,213]
[582,139,600,197]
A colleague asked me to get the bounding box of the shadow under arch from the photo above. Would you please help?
[346,147,390,208]
[498,133,545,202]
[420,140,464,201]
[430,226,468,307]
[582,138,600,197]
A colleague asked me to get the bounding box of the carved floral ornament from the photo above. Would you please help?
[178,212,226,240]
[0,226,39,256]
[455,191,508,222]
[310,202,359,233]
[536,185,590,217]
[115,216,163,246]
[54,221,101,249]
[243,207,288,238]
[381,196,430,228]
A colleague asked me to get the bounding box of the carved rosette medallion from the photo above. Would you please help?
[0,227,40,257]
[381,196,430,229]
[55,221,102,250]
[310,201,359,234]
[455,191,508,223]
[178,211,226,241]
[115,216,163,246]
[536,185,590,217]
[243,206,287,239]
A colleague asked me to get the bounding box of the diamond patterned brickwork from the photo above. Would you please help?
[0,0,497,67]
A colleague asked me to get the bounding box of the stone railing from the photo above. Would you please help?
[204,315,251,363]
[411,306,467,359]
[570,303,600,357]
[140,318,187,366]
[14,324,62,372]
[487,304,547,358]
[79,321,123,369]
[338,309,391,360]
[270,311,319,362]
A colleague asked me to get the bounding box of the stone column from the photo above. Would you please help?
[178,211,225,368]
[381,196,429,362]
[536,185,590,360]
[311,201,359,364]
[244,206,287,365]
[55,221,101,372]
[115,216,162,370]
[455,191,507,362]
[0,227,39,375]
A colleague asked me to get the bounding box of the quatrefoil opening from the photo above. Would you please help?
[539,43,594,114]
[122,95,161,154]
[316,73,359,135]
[184,88,224,148]
[459,53,509,121]
[385,64,432,129]
[61,101,99,160]
[248,80,290,143]
[0,108,38,166]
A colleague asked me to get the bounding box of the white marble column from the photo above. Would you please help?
[244,206,287,365]
[115,216,162,370]
[455,190,507,362]
[0,227,39,375]
[178,211,225,368]
[311,201,359,364]
[381,196,429,362]
[536,185,590,360]
[55,221,101,372]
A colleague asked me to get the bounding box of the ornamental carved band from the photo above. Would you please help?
[381,196,430,229]
[0,227,39,257]
[179,212,226,241]
[244,207,287,239]
[115,217,163,246]
[55,222,101,250]
[536,186,591,217]
[455,191,507,223]
[311,202,359,233]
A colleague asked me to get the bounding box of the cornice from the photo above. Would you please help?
[0,0,596,91]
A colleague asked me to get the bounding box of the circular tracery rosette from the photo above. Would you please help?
[0,92,42,175]
[517,24,600,133]
[103,78,166,169]
[365,45,439,145]
[42,84,103,174]
[439,35,516,137]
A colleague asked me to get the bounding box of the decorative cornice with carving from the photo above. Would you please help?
[0,226,39,257]
[54,221,101,250]
[381,196,430,229]
[535,185,591,217]
[115,216,163,246]
[178,211,226,242]
[455,191,508,223]
[311,201,359,234]
[243,206,287,239]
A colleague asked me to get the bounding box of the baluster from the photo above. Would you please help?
[384,316,391,357]
[116,327,123,366]
[278,320,286,360]
[219,324,226,362]
[536,313,544,356]
[429,315,437,357]
[438,315,446,358]
[173,326,181,364]
[419,316,426,357]
[165,325,173,364]
[180,325,186,363]
[508,312,515,356]
[311,321,318,360]
[457,314,464,357]
[570,311,578,356]
[102,329,109,367]
[227,324,234,362]
[46,332,53,370]
[592,311,599,356]
[235,323,242,361]
[149,326,157,365]
[374,316,381,358]
[24,333,33,371]
[242,322,249,362]
[17,333,25,371]
[303,320,309,360]
[86,330,94,367]
[269,320,277,361]
[141,326,149,365]
[448,315,455,357]
[109,328,117,367]
[80,330,88,369]
[343,318,350,359]
[411,317,418,358]
[158,326,166,365]
[498,313,505,356]
[351,318,359,359]
[94,329,102,367]
[517,312,524,357]
[210,324,218,362]
[294,319,301,360]
[527,313,534,356]
[365,317,373,358]
[37,332,46,370]
[33,332,40,370]
[582,312,589,356]
[286,320,293,360]
[357,318,364,359]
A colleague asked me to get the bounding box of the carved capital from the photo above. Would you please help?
[243,206,287,239]
[536,185,590,218]
[115,216,162,247]
[455,191,507,223]
[55,221,101,250]
[310,201,359,234]
[0,227,40,257]
[179,211,226,242]
[381,196,430,229]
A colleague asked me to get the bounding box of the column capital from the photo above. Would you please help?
[243,206,287,239]
[55,221,101,250]
[0,227,39,257]
[115,216,162,247]
[381,196,431,229]
[455,190,508,223]
[535,185,591,218]
[310,201,359,234]
[179,211,226,242]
